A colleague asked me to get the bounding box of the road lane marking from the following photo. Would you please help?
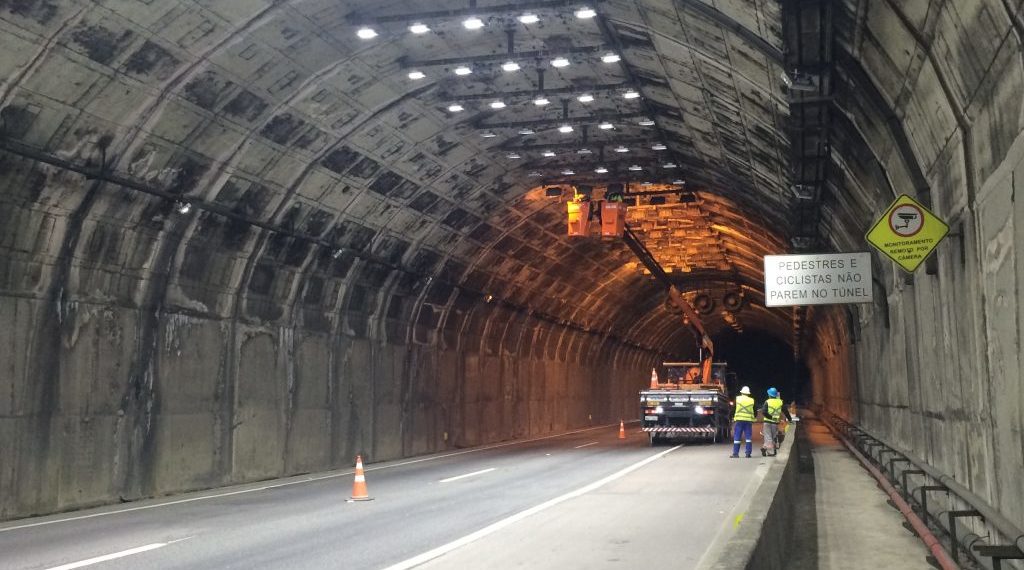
[44,538,189,570]
[574,442,598,449]
[0,423,628,533]
[439,468,496,483]
[382,445,683,570]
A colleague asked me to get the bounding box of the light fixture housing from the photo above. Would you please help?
[529,171,543,177]
[533,96,550,106]
[577,148,592,155]
[454,66,473,76]
[463,17,484,29]
[575,7,597,19]
[562,169,576,175]
[601,52,621,63]
[408,22,430,34]
[638,118,656,126]
[577,93,594,103]
[407,70,426,80]
[501,60,521,72]
[594,166,608,173]
[628,164,643,171]
[480,132,497,138]
[490,100,506,109]
[507,153,521,159]
[662,162,677,168]
[176,201,192,214]
[651,143,667,150]
[356,27,378,39]
[518,128,536,135]
[623,90,640,99]
[614,146,629,153]
[542,150,557,157]
[598,122,614,130]
[447,104,464,112]
[673,179,686,185]
[519,13,540,24]
[551,57,570,68]
[558,124,574,133]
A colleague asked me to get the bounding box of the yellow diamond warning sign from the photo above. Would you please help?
[865,194,949,272]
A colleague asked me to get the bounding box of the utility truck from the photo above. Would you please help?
[640,362,733,445]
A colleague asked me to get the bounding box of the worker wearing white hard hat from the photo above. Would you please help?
[730,386,756,458]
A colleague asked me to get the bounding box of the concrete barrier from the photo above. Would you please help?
[697,422,800,570]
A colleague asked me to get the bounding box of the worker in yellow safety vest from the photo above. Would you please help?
[730,386,756,458]
[760,388,792,457]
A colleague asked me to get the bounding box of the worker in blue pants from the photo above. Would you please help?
[730,385,756,458]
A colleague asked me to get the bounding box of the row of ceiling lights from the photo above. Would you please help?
[355,7,598,39]
[503,144,670,158]
[477,117,655,136]
[521,163,678,172]
[406,53,622,80]
[447,90,639,113]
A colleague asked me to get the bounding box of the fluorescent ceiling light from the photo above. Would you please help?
[454,66,473,76]
[519,13,540,24]
[463,17,484,29]
[614,146,629,153]
[577,93,594,103]
[594,166,608,173]
[638,118,656,126]
[562,169,576,175]
[480,132,497,138]
[663,162,677,168]
[409,22,430,34]
[558,124,574,133]
[447,104,464,112]
[528,171,542,177]
[551,57,570,68]
[598,122,614,130]
[490,100,506,109]
[628,164,642,171]
[542,150,556,157]
[601,53,621,63]
[534,96,550,106]
[577,148,592,154]
[407,70,426,80]
[518,128,536,135]
[507,153,521,159]
[651,143,667,150]
[575,7,597,19]
[502,60,521,72]
[673,179,685,185]
[623,90,640,99]
[176,202,192,214]
[356,27,378,39]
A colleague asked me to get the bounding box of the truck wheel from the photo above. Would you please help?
[648,433,658,446]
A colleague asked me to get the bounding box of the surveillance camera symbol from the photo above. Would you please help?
[895,212,918,230]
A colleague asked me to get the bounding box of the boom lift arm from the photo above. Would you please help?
[622,226,715,383]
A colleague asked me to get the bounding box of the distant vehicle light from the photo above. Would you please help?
[654,406,664,414]
[694,405,704,414]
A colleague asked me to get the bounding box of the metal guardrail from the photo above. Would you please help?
[819,409,1024,570]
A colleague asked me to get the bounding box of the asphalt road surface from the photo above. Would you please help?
[1,425,770,570]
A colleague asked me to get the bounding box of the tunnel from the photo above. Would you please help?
[1,0,1022,567]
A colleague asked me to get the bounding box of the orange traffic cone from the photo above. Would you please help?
[619,420,626,439]
[349,455,373,501]
[649,368,659,389]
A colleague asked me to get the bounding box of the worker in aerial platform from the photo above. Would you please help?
[760,388,792,457]
[730,386,756,458]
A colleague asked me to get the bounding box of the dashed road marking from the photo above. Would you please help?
[439,468,496,483]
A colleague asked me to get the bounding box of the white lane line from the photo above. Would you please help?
[44,537,190,570]
[383,445,682,570]
[439,468,496,483]
[573,442,599,449]
[0,423,624,533]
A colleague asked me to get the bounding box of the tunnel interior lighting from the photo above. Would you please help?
[176,201,192,214]
[638,118,655,126]
[651,143,667,150]
[480,131,497,138]
[529,171,543,177]
[673,179,686,185]
[507,153,521,159]
[551,57,571,68]
[454,66,473,76]
[545,186,563,197]
[407,70,426,80]
[575,7,597,19]
[408,22,430,34]
[332,249,344,259]
[463,17,485,30]
[558,124,574,133]
[562,169,576,175]
[601,53,621,63]
[614,145,629,153]
[502,60,521,72]
[594,166,608,173]
[356,27,378,39]
[447,104,464,112]
[577,93,594,103]
[519,13,540,24]
[598,122,614,130]
[542,150,557,157]
[534,96,550,106]
[577,148,592,154]
[628,164,643,171]
[490,100,506,109]
[623,90,640,99]
[518,128,536,135]
[662,162,677,168]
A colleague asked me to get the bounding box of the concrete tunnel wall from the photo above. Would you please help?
[804,1,1024,533]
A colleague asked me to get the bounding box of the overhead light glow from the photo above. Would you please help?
[447,104,464,112]
[528,171,542,177]
[598,122,614,130]
[480,132,497,138]
[176,201,192,214]
[409,22,430,34]
[628,164,643,171]
[577,148,592,155]
[507,153,522,159]
[518,128,536,135]
[519,13,540,24]
[575,7,597,19]
[638,118,656,126]
[651,143,667,150]
[502,60,521,72]
[562,169,576,175]
[356,27,378,39]
[601,52,621,63]
[623,90,640,99]
[463,17,485,30]
[663,162,677,168]
[542,150,557,157]
[454,66,473,76]
[673,179,685,184]
[594,166,608,173]
[534,96,550,106]
[577,93,594,103]
[551,57,571,68]
[558,124,574,133]
[614,145,629,153]
[407,70,426,80]
[490,100,506,109]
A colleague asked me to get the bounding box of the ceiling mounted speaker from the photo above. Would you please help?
[723,291,743,312]
[693,293,714,315]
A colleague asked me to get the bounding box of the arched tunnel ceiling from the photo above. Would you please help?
[0,0,812,355]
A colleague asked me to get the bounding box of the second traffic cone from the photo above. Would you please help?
[649,368,659,389]
[619,420,626,439]
[349,455,373,501]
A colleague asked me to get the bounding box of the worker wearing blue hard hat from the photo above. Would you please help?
[760,387,792,456]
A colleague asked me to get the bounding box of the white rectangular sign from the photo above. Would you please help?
[764,252,873,307]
